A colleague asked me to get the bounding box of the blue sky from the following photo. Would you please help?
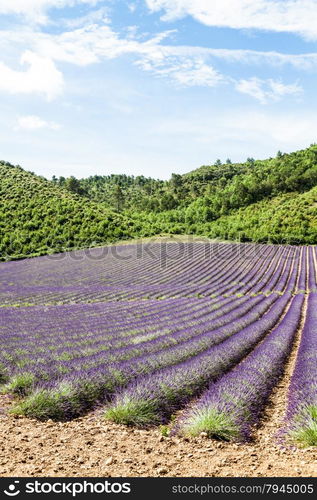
[0,0,317,179]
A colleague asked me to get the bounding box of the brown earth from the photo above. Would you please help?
[0,389,315,478]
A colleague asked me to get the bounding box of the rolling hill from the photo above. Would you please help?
[0,162,143,260]
[204,187,317,244]
[1,144,317,260]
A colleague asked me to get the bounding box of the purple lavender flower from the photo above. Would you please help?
[173,294,304,441]
[282,293,317,446]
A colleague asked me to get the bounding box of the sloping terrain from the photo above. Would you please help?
[206,187,317,244]
[1,144,317,261]
[0,162,139,260]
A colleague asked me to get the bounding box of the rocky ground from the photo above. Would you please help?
[0,390,315,478]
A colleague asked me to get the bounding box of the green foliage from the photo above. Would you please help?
[1,143,317,260]
[289,406,317,447]
[104,397,158,427]
[0,162,154,260]
[11,384,74,421]
[160,425,170,437]
[180,408,239,440]
[66,144,317,218]
[3,373,36,396]
[203,188,317,244]
[127,144,317,244]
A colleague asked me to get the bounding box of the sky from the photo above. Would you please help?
[0,0,317,180]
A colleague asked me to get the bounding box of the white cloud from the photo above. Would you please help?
[3,24,317,71]
[172,61,223,87]
[162,46,317,71]
[62,6,109,28]
[268,79,302,98]
[128,2,137,13]
[136,42,301,98]
[235,77,302,103]
[0,0,102,24]
[16,115,61,130]
[0,51,63,100]
[137,55,223,87]
[146,0,317,40]
[12,23,316,77]
[0,24,307,102]
[0,12,313,102]
[25,24,145,66]
[7,23,309,98]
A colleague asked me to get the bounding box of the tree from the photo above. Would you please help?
[160,193,177,211]
[170,173,183,192]
[113,184,124,212]
[65,176,82,195]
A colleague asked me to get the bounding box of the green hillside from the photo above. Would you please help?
[63,145,317,217]
[202,187,317,244]
[1,144,317,260]
[122,186,317,245]
[123,145,317,244]
[0,162,143,260]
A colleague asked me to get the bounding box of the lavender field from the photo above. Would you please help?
[0,240,316,446]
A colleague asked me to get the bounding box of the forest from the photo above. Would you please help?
[1,144,317,259]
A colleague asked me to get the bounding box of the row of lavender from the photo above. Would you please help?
[175,293,316,446]
[0,296,249,384]
[2,291,300,430]
[1,242,315,305]
[105,291,316,447]
[0,241,302,397]
[172,294,304,441]
[0,242,315,447]
[0,241,305,394]
[104,293,296,427]
[282,293,317,446]
[5,293,281,418]
[105,290,316,446]
[0,239,300,384]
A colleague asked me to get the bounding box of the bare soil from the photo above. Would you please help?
[0,389,315,478]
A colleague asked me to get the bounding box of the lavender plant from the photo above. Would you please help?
[12,294,283,420]
[174,294,304,441]
[0,240,309,434]
[283,293,317,446]
[104,294,292,427]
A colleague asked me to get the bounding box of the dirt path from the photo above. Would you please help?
[0,393,315,478]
